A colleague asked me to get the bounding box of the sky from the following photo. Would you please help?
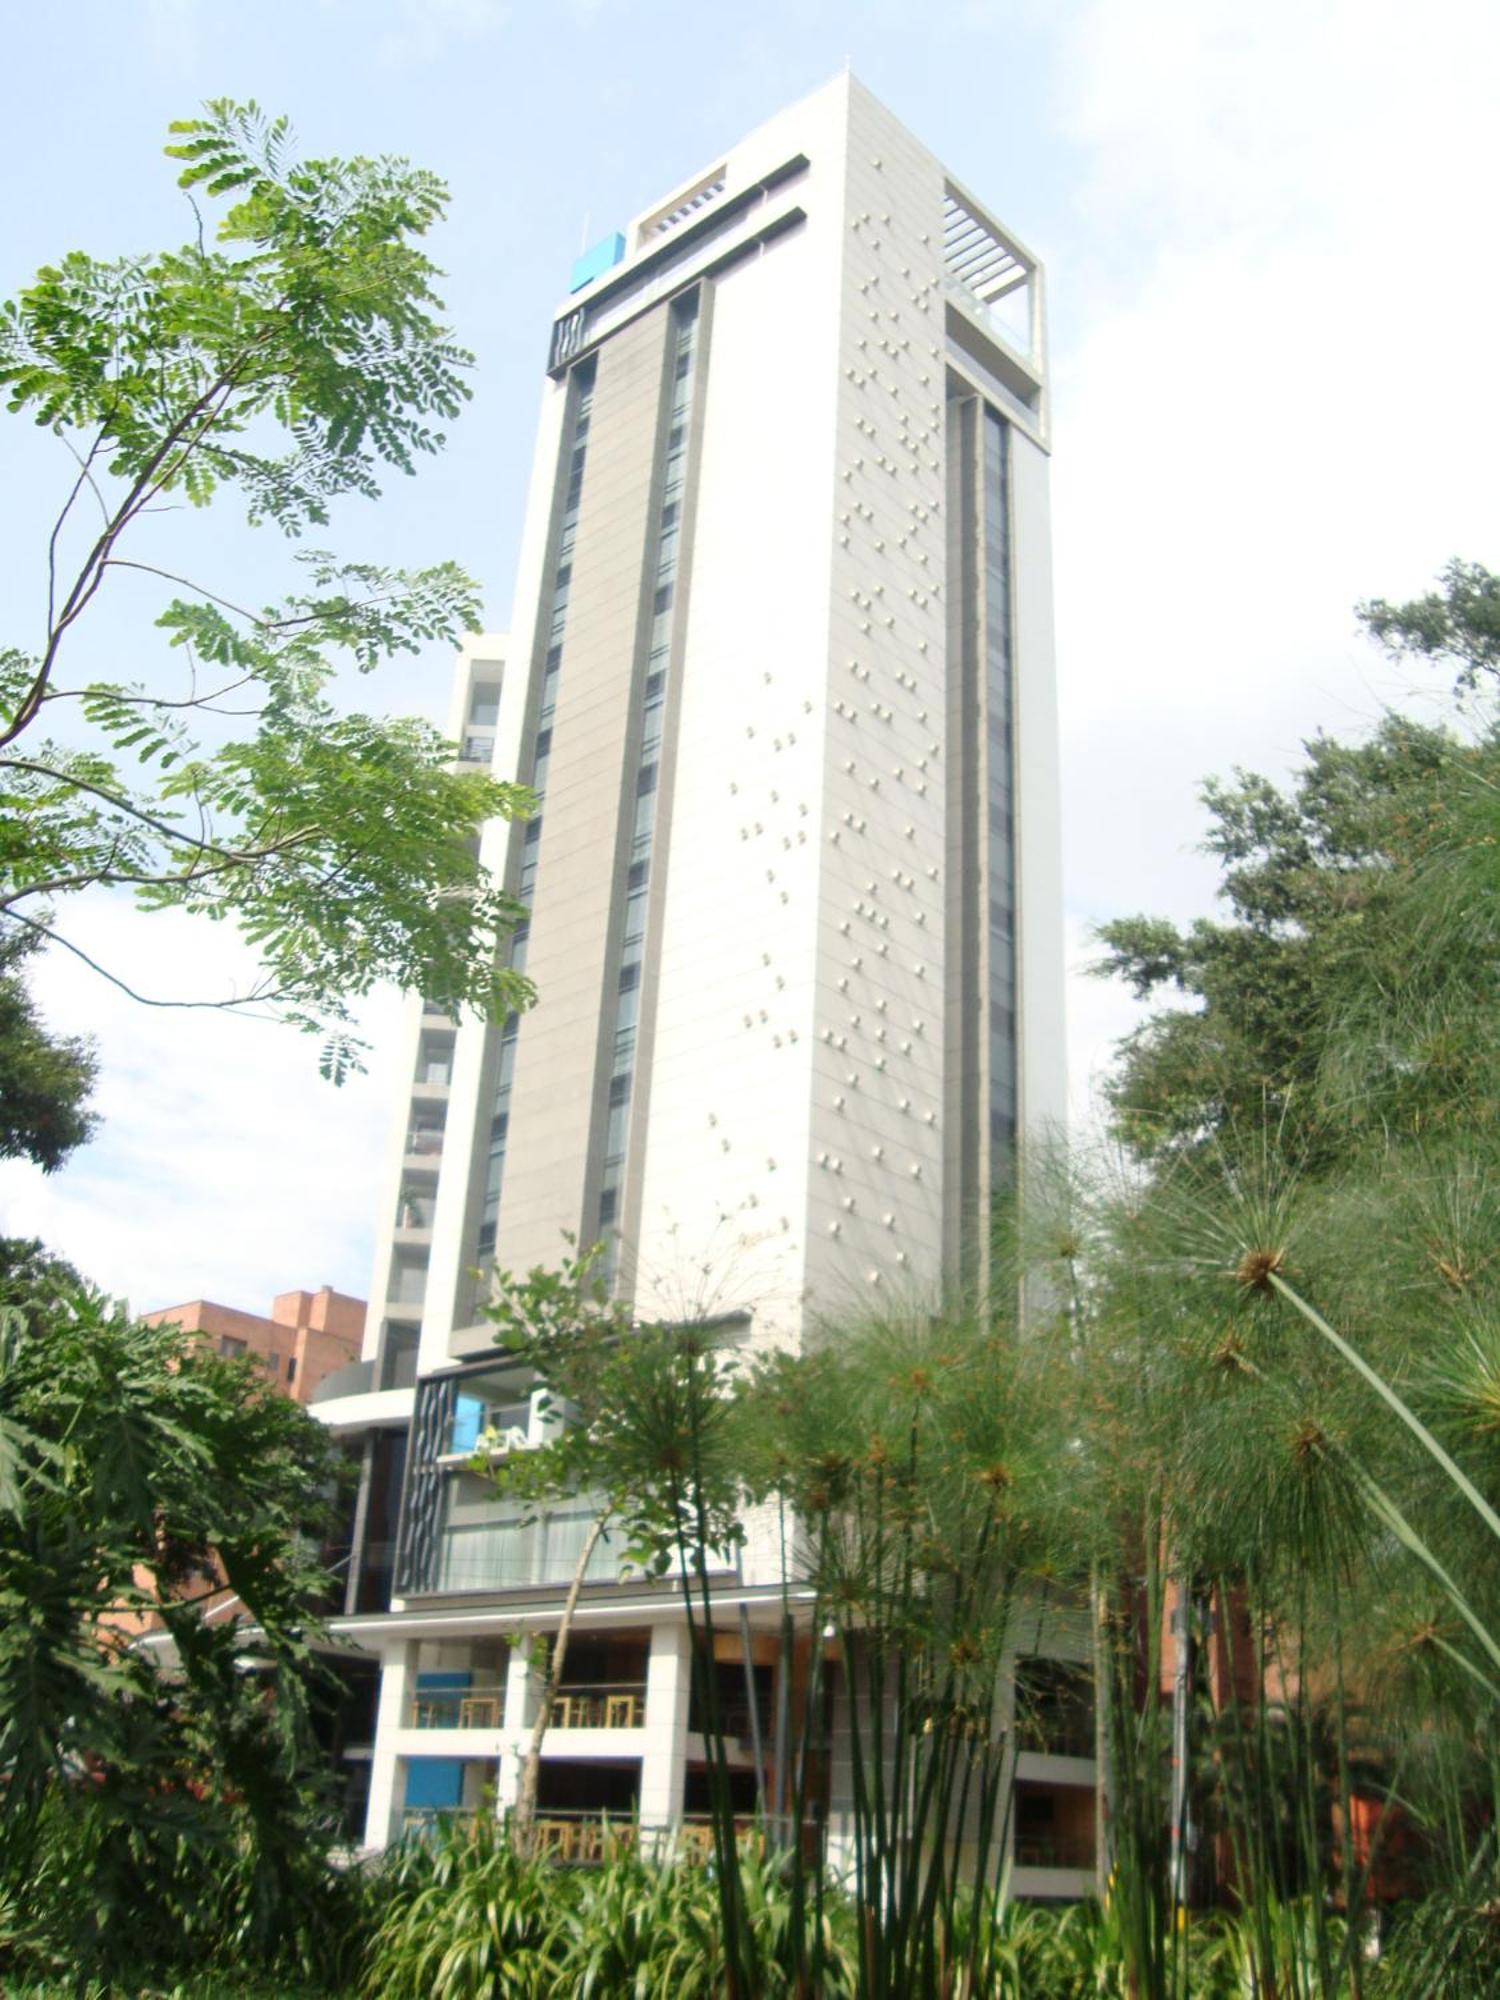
[1,0,1497,1314]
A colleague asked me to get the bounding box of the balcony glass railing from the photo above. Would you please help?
[446,1395,532,1458]
[406,1129,444,1157]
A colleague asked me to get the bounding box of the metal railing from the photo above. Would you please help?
[401,1806,479,1837]
[548,1682,647,1730]
[534,1812,639,1864]
[409,1688,506,1729]
[1014,1834,1096,1871]
[397,1807,822,1867]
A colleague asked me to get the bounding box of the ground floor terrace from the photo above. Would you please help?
[332,1597,1102,1901]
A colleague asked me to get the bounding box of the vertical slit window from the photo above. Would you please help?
[984,408,1018,1172]
[594,294,701,1272]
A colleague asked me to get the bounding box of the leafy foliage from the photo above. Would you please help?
[0,1243,356,1988]
[1095,565,1500,1172]
[0,101,534,1071]
[0,929,95,1169]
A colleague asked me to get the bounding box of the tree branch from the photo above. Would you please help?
[1,756,240,862]
[3,909,290,1015]
[5,353,261,750]
[99,558,265,626]
[0,829,322,912]
[43,675,264,717]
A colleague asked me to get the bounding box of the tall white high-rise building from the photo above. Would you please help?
[313,74,1087,1892]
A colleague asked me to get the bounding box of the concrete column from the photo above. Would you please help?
[639,1619,692,1837]
[494,1643,538,1815]
[363,1641,413,1850]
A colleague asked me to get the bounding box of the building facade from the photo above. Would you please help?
[143,1283,364,1404]
[312,74,1087,1892]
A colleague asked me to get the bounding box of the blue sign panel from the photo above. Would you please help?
[570,231,626,294]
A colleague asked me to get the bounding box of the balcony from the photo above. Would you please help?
[1014,1713,1096,1762]
[1013,1659,1095,1763]
[1014,1833,1096,1871]
[397,1193,437,1231]
[536,1814,635,1864]
[458,732,495,765]
[409,1687,506,1730]
[548,1683,646,1731]
[440,1394,533,1463]
[403,1128,444,1169]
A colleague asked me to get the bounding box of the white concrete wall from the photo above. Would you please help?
[630,86,851,1348]
[803,82,952,1329]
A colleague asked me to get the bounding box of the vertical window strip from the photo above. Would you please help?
[595,296,701,1271]
[983,408,1019,1171]
[475,364,596,1264]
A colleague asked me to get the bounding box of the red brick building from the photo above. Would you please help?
[142,1285,365,1404]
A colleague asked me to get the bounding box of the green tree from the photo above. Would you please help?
[0,930,95,1169]
[480,1250,746,1873]
[1094,562,1500,1171]
[1075,562,1500,1996]
[477,1248,634,1859]
[0,101,533,1081]
[0,1245,351,1983]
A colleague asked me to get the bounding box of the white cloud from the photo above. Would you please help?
[0,899,405,1315]
[1046,0,1500,1125]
